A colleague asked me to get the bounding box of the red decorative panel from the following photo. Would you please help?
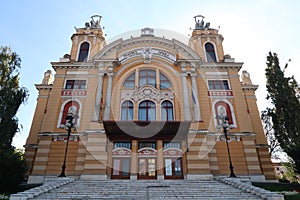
[112,148,131,157]
[138,148,157,156]
[208,90,233,96]
[163,148,182,157]
[61,90,86,96]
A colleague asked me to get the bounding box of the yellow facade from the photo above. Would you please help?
[24,15,275,183]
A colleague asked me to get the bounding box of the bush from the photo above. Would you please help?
[0,149,28,193]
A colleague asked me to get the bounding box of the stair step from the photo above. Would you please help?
[24,179,265,200]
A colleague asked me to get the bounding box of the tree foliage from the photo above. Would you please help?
[0,46,28,150]
[261,110,280,157]
[264,52,300,173]
[0,149,28,193]
[0,46,29,192]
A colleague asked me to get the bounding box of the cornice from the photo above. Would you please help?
[241,84,259,91]
[200,62,243,70]
[51,61,96,70]
[35,84,53,90]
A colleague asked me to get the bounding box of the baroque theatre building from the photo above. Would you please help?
[24,15,275,183]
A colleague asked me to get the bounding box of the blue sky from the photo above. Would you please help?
[1,0,300,148]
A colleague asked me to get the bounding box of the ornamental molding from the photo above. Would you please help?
[188,131,256,136]
[35,84,53,90]
[163,148,182,157]
[38,132,81,136]
[200,62,243,70]
[121,85,174,103]
[241,84,259,91]
[138,147,157,156]
[118,47,176,64]
[94,35,201,61]
[112,148,131,157]
[51,62,97,70]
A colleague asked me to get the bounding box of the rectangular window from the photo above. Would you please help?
[113,142,131,149]
[208,80,230,90]
[163,142,181,149]
[65,80,86,89]
[138,142,156,149]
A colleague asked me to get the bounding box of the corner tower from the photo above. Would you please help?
[69,15,106,62]
[189,15,224,62]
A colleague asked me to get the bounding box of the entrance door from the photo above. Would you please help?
[164,158,183,179]
[111,158,130,179]
[138,158,156,179]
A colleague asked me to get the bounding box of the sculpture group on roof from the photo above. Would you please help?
[85,15,102,29]
[194,15,211,30]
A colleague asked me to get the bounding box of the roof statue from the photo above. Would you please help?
[85,15,102,29]
[194,15,210,30]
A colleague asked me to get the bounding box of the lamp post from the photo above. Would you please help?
[221,116,237,178]
[58,112,77,177]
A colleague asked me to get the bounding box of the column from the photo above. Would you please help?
[191,73,201,121]
[131,140,138,180]
[157,140,164,180]
[181,73,191,121]
[94,70,104,121]
[103,68,113,120]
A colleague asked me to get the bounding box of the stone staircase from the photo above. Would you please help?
[10,178,284,200]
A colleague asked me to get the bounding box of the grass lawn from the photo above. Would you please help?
[252,182,300,200]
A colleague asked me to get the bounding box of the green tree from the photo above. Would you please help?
[0,46,28,150]
[0,149,28,193]
[0,46,29,192]
[264,52,300,173]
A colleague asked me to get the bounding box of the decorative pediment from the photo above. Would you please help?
[121,85,174,103]
[112,148,131,157]
[138,147,157,156]
[93,30,201,62]
[163,148,182,157]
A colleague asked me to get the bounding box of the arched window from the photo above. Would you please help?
[60,101,80,125]
[205,43,217,62]
[161,101,174,121]
[139,69,156,87]
[160,73,171,89]
[78,42,90,62]
[138,101,156,121]
[214,101,233,125]
[121,101,134,121]
[124,73,135,89]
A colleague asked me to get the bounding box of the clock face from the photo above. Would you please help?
[45,72,50,77]
[244,73,249,78]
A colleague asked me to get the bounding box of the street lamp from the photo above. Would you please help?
[216,115,237,177]
[58,112,78,177]
[219,116,237,178]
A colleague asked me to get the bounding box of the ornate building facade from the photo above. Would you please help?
[24,15,275,183]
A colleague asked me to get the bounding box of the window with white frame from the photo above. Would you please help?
[138,100,156,121]
[78,42,90,62]
[65,80,87,89]
[123,73,135,89]
[207,80,230,90]
[123,69,171,89]
[205,42,217,62]
[161,101,174,121]
[121,100,134,120]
